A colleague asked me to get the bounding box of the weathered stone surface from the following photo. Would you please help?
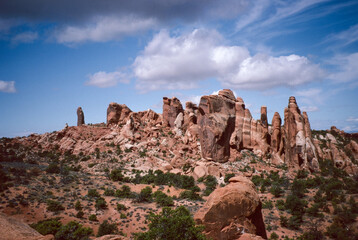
[174,112,184,136]
[183,101,198,129]
[284,97,318,171]
[194,176,267,240]
[271,112,282,153]
[0,213,54,240]
[162,97,184,128]
[198,89,236,162]
[230,98,245,150]
[77,107,85,126]
[107,102,132,126]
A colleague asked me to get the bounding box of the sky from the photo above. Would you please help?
[0,0,358,137]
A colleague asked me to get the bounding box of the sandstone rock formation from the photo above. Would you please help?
[107,103,132,126]
[197,89,236,162]
[162,97,184,128]
[284,96,318,171]
[194,176,267,240]
[0,213,53,240]
[77,107,85,126]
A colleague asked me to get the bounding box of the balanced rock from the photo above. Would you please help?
[194,176,267,240]
[198,89,236,162]
[77,107,85,126]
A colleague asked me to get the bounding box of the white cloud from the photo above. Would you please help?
[219,54,325,90]
[86,71,129,88]
[0,80,16,93]
[328,52,358,84]
[54,16,156,44]
[325,24,358,47]
[133,29,324,92]
[347,117,358,122]
[11,31,38,44]
[301,106,319,112]
[235,0,269,31]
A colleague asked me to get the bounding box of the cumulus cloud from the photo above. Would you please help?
[54,16,156,44]
[133,29,325,91]
[0,80,16,93]
[11,31,38,44]
[86,71,129,88]
[328,52,358,84]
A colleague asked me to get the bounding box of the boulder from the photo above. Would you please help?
[198,89,236,162]
[77,107,85,126]
[194,176,267,240]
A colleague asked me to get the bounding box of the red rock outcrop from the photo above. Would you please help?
[284,96,318,171]
[194,176,267,240]
[77,107,85,126]
[162,97,184,128]
[197,89,236,162]
[230,97,245,150]
[107,103,132,126]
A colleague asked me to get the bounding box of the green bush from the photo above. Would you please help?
[47,200,65,212]
[110,168,124,181]
[270,184,284,197]
[262,200,273,210]
[97,220,118,237]
[136,186,152,203]
[75,200,82,211]
[203,175,217,196]
[55,221,93,240]
[285,195,307,217]
[115,185,135,198]
[116,203,127,211]
[89,214,98,221]
[46,163,60,174]
[30,218,62,235]
[224,173,235,184]
[134,206,207,240]
[153,191,174,207]
[95,197,107,210]
[87,189,100,198]
[76,210,84,218]
[276,200,285,211]
[103,188,115,196]
[179,190,203,201]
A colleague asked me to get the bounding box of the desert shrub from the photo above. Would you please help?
[134,206,207,240]
[136,186,152,203]
[203,175,217,196]
[280,215,288,227]
[285,195,307,217]
[306,203,323,218]
[262,200,273,210]
[55,221,93,240]
[270,184,284,197]
[30,218,62,235]
[87,189,100,198]
[0,168,10,192]
[110,168,124,182]
[291,179,307,198]
[75,200,82,211]
[224,173,235,183]
[179,190,203,201]
[299,226,324,240]
[296,169,308,179]
[76,210,84,218]
[47,200,65,212]
[270,232,279,240]
[115,185,135,198]
[97,220,118,237]
[95,197,107,210]
[88,214,98,221]
[153,191,174,207]
[46,163,60,174]
[276,199,285,210]
[116,203,127,211]
[287,215,302,230]
[103,188,115,196]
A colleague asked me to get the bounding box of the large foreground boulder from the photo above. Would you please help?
[0,213,53,240]
[194,176,267,240]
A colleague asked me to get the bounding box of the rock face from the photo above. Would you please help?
[194,176,267,240]
[0,213,53,240]
[107,103,132,126]
[162,97,184,128]
[197,89,236,162]
[77,107,85,126]
[284,97,318,171]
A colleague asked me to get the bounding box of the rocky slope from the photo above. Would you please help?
[0,89,357,240]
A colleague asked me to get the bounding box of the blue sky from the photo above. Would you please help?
[0,0,358,137]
